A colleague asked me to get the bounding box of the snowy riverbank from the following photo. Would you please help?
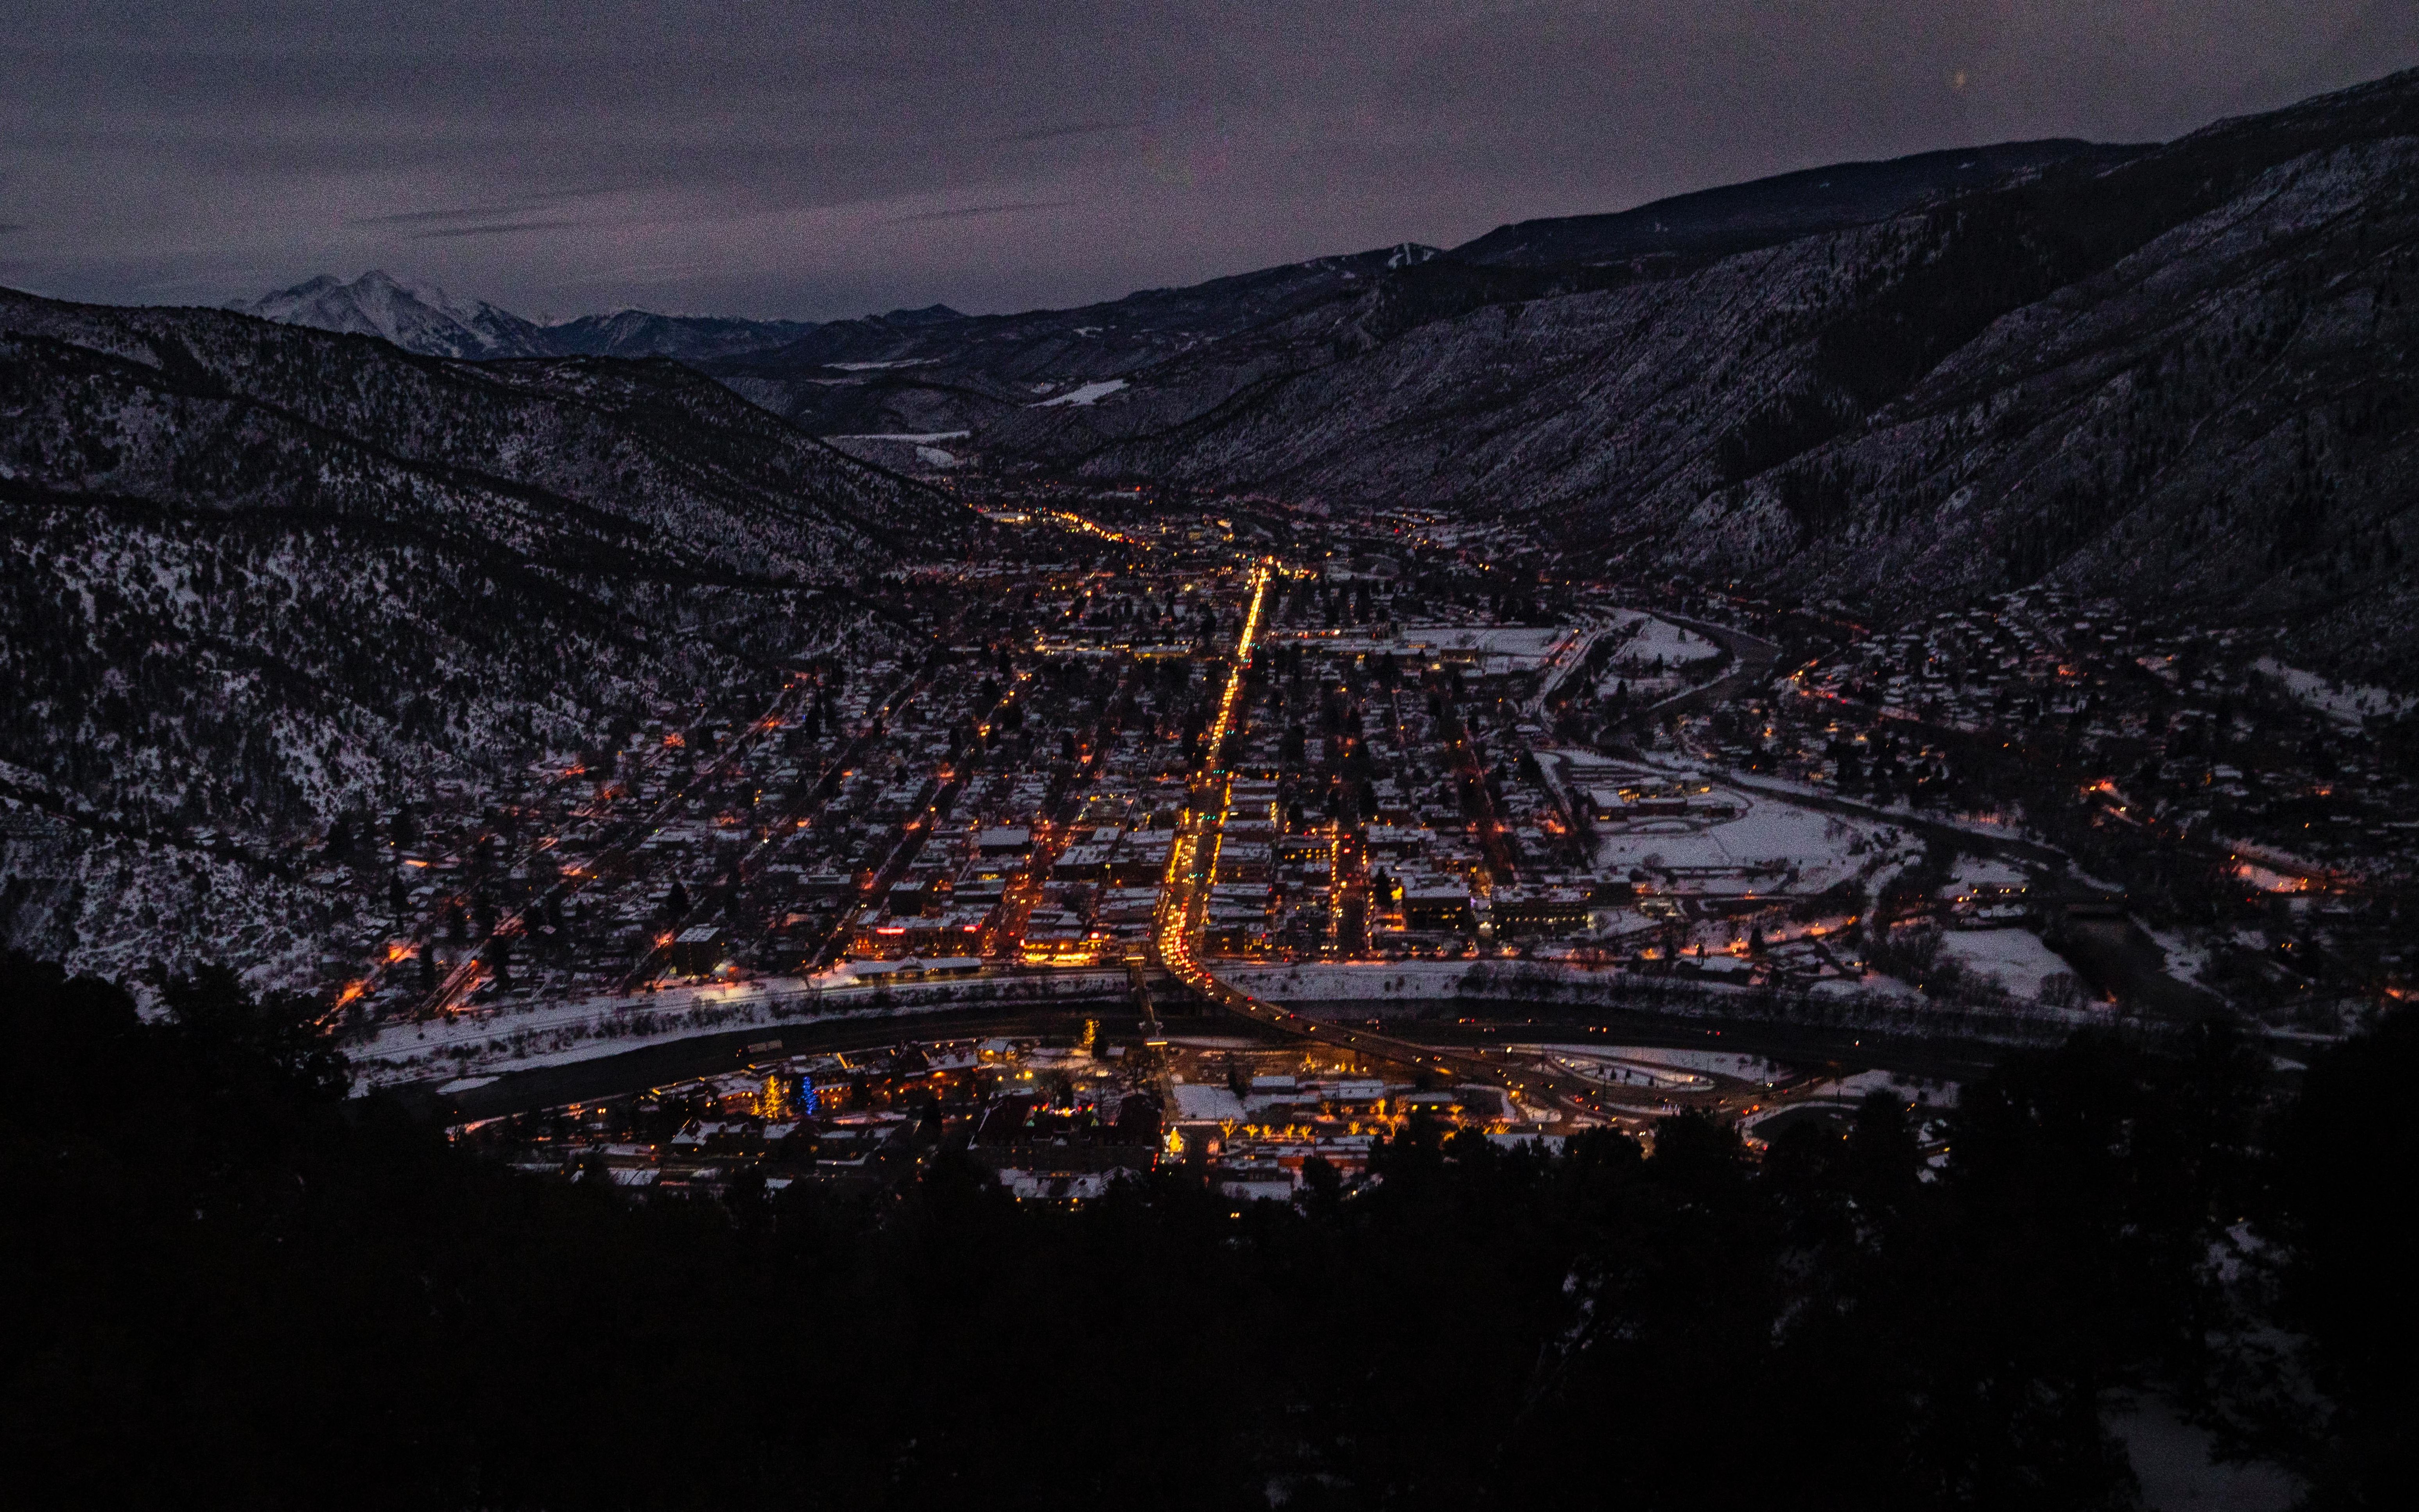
[346,969,1127,1091]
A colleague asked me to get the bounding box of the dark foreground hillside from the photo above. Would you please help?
[3,953,2409,1510]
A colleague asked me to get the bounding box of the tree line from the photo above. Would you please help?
[0,951,2408,1509]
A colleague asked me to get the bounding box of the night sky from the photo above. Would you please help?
[5,1,2416,320]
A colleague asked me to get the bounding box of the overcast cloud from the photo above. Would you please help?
[3,1,2415,319]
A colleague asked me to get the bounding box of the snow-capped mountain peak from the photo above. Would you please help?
[232,270,554,359]
[231,274,818,362]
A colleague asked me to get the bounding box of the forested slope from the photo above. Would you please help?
[3,956,2409,1509]
[1077,70,2419,680]
[0,291,969,986]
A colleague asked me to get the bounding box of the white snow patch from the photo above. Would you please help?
[1561,1044,1795,1083]
[347,971,1128,1089]
[1594,791,1888,892]
[1169,1084,1248,1121]
[1589,612,1728,701]
[2253,657,2415,727]
[1937,929,2076,1000]
[1033,379,1128,407]
[1946,857,2031,892]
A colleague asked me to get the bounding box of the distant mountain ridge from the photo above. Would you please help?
[692,141,2164,449]
[688,71,2419,686]
[233,271,823,362]
[235,269,554,359]
[213,70,2419,690]
[236,132,2101,413]
[1064,67,2419,683]
[704,242,1445,446]
[228,138,2199,393]
[545,307,823,361]
[1451,140,2146,269]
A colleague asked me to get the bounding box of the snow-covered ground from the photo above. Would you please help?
[2143,924,2213,987]
[2234,859,2308,893]
[1612,614,1717,667]
[2253,657,2415,727]
[1738,1069,1910,1127]
[1937,929,2075,999]
[1034,379,1128,407]
[1655,760,2067,860]
[1290,623,1576,674]
[1508,1045,1719,1089]
[1578,1044,1792,1083]
[344,970,1128,1090]
[1168,1083,1248,1121]
[1809,971,1922,1002]
[1736,1070,1963,1146]
[1218,959,1767,1004]
[1596,613,1723,697]
[825,432,970,470]
[1227,956,2096,1044]
[1944,856,2031,893]
[1594,791,1897,892]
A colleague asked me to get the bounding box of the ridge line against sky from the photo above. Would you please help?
[3,0,2416,322]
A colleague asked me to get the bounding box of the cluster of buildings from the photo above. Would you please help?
[455,1031,1555,1206]
[342,483,2412,1057]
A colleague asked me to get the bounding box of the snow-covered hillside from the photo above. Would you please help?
[1090,69,2419,684]
[233,272,816,362]
[732,68,2419,687]
[234,270,555,359]
[0,288,972,987]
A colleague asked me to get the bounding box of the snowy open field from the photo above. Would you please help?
[1660,760,2062,859]
[1611,614,1716,667]
[1938,929,2076,999]
[1596,613,1723,696]
[1944,856,2031,893]
[824,432,969,469]
[1594,791,1899,891]
[1169,1083,1248,1121]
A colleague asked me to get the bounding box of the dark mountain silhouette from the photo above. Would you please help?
[1449,139,2146,269]
[1003,68,2419,684]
